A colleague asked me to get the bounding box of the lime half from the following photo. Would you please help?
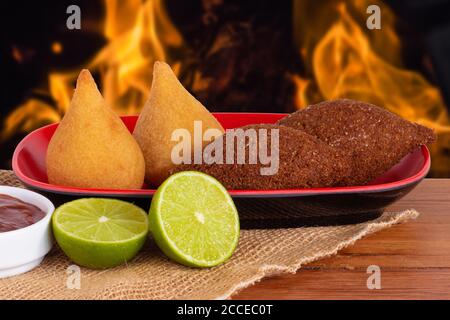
[52,198,148,269]
[149,171,240,268]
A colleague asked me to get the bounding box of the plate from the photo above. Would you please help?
[12,113,430,228]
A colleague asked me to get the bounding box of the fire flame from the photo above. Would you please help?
[2,0,449,175]
[292,0,450,176]
[1,0,184,140]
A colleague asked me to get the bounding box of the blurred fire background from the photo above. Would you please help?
[1,0,450,176]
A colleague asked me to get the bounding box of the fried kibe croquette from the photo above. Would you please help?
[277,99,436,186]
[170,124,352,190]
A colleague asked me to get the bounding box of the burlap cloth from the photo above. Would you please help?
[0,170,418,300]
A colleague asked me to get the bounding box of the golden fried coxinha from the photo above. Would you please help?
[46,70,145,189]
[133,61,224,186]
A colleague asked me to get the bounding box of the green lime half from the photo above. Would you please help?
[149,171,240,268]
[52,198,148,269]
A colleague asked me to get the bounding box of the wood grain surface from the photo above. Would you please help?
[233,179,450,300]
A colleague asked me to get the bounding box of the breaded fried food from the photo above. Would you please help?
[277,99,436,186]
[170,124,351,190]
[134,61,224,187]
[47,70,145,189]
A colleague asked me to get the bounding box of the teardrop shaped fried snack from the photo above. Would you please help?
[46,70,145,189]
[133,61,224,187]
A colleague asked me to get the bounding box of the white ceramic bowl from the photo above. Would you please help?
[0,186,54,278]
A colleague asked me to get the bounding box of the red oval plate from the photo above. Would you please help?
[12,112,430,227]
[13,113,430,198]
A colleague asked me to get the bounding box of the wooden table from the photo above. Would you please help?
[233,179,450,300]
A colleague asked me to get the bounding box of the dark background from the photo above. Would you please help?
[1,0,450,175]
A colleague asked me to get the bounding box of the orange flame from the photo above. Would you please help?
[1,0,184,141]
[292,0,450,176]
[1,0,449,175]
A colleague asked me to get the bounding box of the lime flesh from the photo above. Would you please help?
[149,171,240,268]
[52,198,148,269]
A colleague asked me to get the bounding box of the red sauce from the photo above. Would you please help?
[0,194,46,233]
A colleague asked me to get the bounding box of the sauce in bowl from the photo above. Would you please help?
[0,194,46,233]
